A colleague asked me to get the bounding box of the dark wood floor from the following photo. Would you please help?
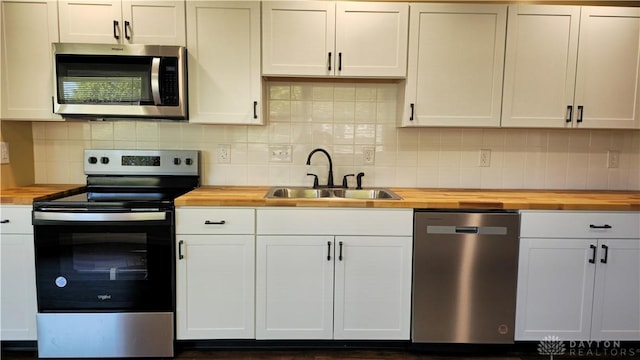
[1,349,526,360]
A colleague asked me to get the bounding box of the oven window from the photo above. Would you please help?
[63,233,148,281]
[34,222,174,312]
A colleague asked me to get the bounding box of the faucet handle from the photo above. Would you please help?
[356,172,365,189]
[342,174,355,188]
[306,173,319,189]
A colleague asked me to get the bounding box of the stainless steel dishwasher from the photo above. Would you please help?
[412,210,520,344]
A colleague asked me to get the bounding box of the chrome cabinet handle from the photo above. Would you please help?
[204,220,226,225]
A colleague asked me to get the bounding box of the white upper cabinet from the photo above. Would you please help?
[262,1,334,77]
[58,0,186,46]
[400,4,507,127]
[334,2,408,78]
[574,6,640,129]
[1,0,61,121]
[503,5,640,129]
[502,5,580,128]
[186,1,262,125]
[262,1,408,78]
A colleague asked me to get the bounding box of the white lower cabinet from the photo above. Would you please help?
[256,208,413,340]
[516,211,640,341]
[0,205,37,340]
[175,208,255,339]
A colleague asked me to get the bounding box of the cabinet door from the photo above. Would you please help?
[333,236,412,340]
[591,239,640,341]
[515,238,596,341]
[0,234,37,340]
[1,0,61,121]
[335,2,408,78]
[122,0,185,46]
[256,235,334,339]
[176,234,255,339]
[402,4,506,127]
[501,5,580,128]
[574,7,640,129]
[262,1,335,76]
[187,1,262,124]
[58,0,122,44]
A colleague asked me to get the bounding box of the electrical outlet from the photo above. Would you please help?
[0,142,9,164]
[217,144,230,163]
[269,145,292,163]
[363,147,375,165]
[479,149,491,167]
[607,150,620,168]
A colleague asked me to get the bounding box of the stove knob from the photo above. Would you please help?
[88,156,98,164]
[100,157,109,164]
[174,157,182,165]
[185,158,193,166]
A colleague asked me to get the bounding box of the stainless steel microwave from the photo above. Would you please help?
[52,43,187,120]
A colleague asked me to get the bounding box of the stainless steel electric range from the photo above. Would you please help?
[32,149,200,358]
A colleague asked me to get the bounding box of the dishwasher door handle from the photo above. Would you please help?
[455,226,479,234]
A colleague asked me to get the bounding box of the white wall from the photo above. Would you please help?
[33,81,640,190]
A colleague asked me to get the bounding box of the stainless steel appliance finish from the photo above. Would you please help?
[412,210,520,344]
[33,149,200,358]
[52,43,187,119]
[36,313,173,358]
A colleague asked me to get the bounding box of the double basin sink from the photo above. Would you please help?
[265,187,402,200]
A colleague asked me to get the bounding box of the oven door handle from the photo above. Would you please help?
[33,211,167,222]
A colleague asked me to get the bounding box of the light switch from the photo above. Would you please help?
[0,142,9,164]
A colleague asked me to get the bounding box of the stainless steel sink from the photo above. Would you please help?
[265,187,402,200]
[330,189,402,200]
[266,187,333,198]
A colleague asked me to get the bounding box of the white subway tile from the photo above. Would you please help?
[31,82,639,191]
[45,122,69,140]
[91,122,113,141]
[114,121,137,141]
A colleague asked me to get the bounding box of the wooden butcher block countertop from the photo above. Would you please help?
[0,184,84,205]
[175,186,640,211]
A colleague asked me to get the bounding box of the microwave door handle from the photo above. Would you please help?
[151,57,162,105]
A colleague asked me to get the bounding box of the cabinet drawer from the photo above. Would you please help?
[257,208,413,236]
[176,208,255,234]
[0,206,33,234]
[520,211,640,239]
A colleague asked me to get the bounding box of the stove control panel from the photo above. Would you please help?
[84,149,200,176]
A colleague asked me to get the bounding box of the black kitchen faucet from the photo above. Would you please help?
[306,148,334,188]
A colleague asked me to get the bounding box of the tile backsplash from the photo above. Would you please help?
[33,81,640,190]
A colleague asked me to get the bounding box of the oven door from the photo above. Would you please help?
[33,210,174,312]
